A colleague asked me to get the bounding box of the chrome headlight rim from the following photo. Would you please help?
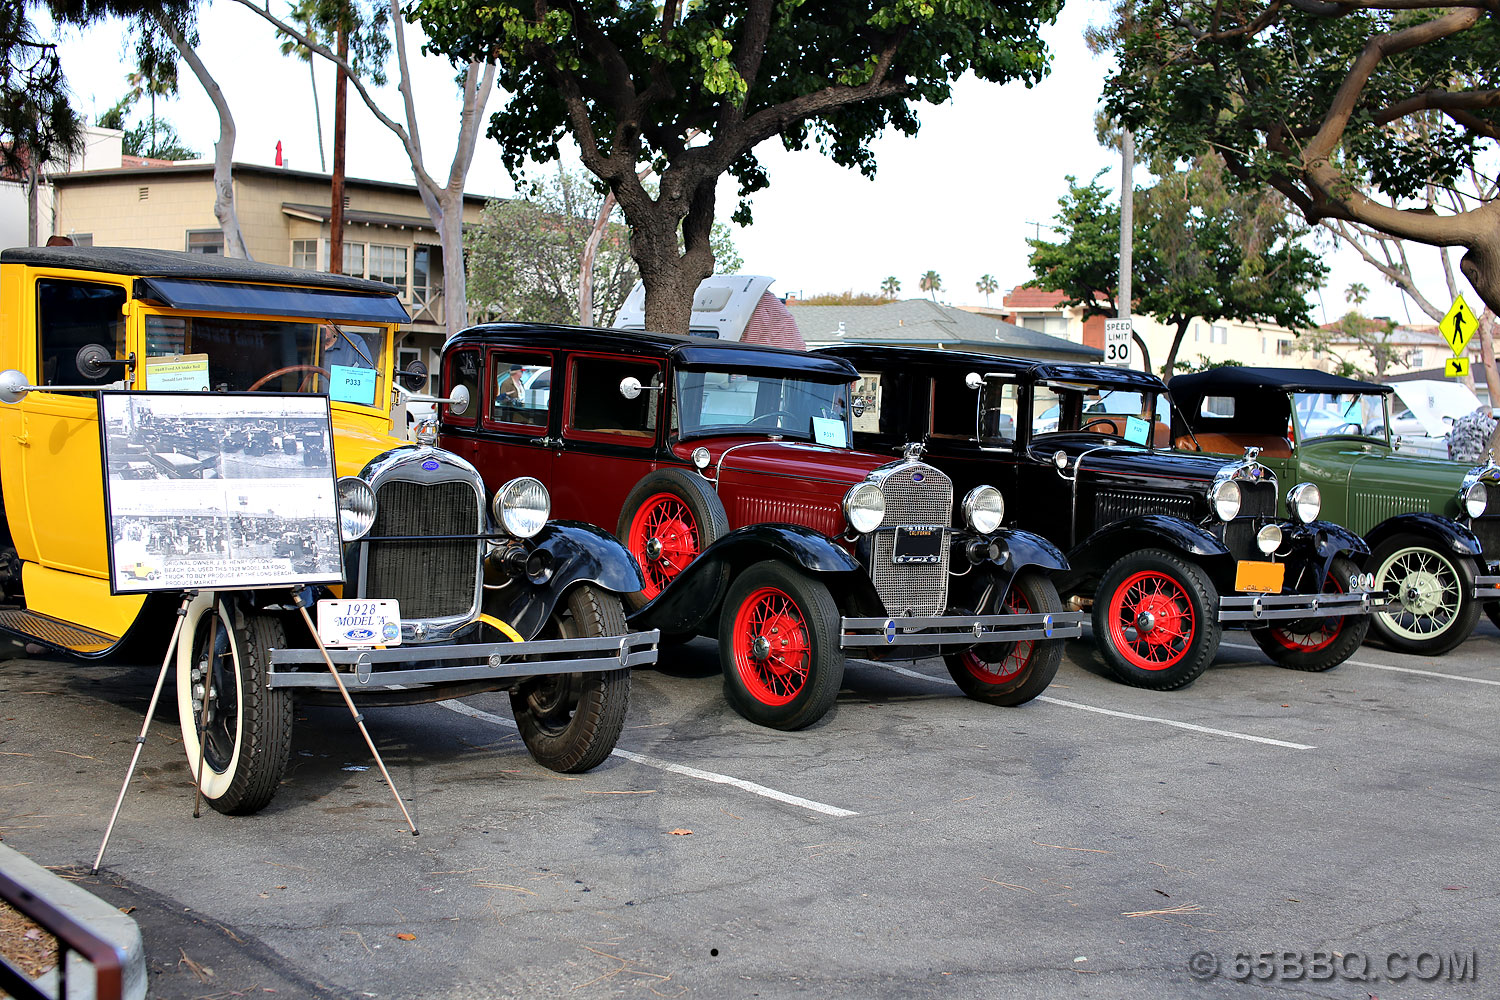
[336,475,377,542]
[492,476,551,539]
[1461,480,1488,519]
[1256,523,1283,555]
[1209,478,1242,522]
[842,481,886,535]
[1287,482,1322,524]
[962,484,1006,534]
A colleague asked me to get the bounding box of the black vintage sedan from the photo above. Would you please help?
[820,345,1382,690]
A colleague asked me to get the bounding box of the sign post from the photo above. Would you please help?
[1104,318,1134,368]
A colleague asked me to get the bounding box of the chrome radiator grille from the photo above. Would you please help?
[1240,481,1278,517]
[870,461,953,617]
[363,480,481,620]
[1095,490,1195,527]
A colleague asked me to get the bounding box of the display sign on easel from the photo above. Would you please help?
[98,391,343,594]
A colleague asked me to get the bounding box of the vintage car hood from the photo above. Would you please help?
[331,406,406,478]
[1342,448,1474,491]
[672,438,888,486]
[1035,438,1228,484]
[1389,379,1480,438]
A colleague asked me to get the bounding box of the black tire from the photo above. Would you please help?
[1367,534,1479,655]
[510,584,631,773]
[616,468,729,610]
[719,560,844,730]
[1250,556,1370,671]
[175,595,293,815]
[943,571,1063,706]
[1092,548,1220,690]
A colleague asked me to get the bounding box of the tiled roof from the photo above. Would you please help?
[1002,285,1068,308]
[789,298,1100,359]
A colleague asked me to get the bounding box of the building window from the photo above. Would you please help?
[1410,349,1424,368]
[1276,339,1293,357]
[1212,324,1228,344]
[291,239,321,270]
[1020,315,1067,337]
[186,230,223,255]
[68,233,93,247]
[368,244,408,295]
[342,241,366,278]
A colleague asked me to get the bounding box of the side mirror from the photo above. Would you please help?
[620,376,643,400]
[965,372,983,390]
[444,383,471,416]
[0,369,31,404]
[76,343,131,381]
[398,359,428,392]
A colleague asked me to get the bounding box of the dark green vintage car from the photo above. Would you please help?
[1170,367,1500,655]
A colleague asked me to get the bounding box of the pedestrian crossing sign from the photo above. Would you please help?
[1445,356,1470,378]
[1440,294,1478,355]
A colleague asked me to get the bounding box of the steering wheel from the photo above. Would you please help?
[1080,417,1121,435]
[248,365,331,392]
[747,409,798,427]
[1332,421,1363,435]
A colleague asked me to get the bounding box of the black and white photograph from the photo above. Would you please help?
[99,392,343,593]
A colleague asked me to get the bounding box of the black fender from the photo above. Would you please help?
[1279,520,1368,588]
[944,529,1070,612]
[628,523,873,635]
[1364,512,1484,558]
[1062,515,1230,590]
[483,521,646,639]
[998,528,1070,574]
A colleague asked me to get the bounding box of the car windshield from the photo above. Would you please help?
[1031,383,1166,445]
[142,313,387,407]
[674,369,851,445]
[1291,391,1386,443]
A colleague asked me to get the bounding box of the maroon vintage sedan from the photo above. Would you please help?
[437,324,1082,730]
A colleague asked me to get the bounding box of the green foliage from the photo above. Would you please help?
[274,0,390,84]
[919,269,942,300]
[880,276,901,297]
[798,291,896,306]
[1025,171,1120,317]
[1172,354,1245,374]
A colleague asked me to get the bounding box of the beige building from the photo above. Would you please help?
[49,160,487,374]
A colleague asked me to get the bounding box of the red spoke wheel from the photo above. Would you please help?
[719,560,843,730]
[616,469,729,612]
[943,571,1063,705]
[1251,556,1369,671]
[1092,549,1219,690]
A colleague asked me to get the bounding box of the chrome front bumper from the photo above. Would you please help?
[841,611,1085,649]
[268,630,660,689]
[1473,573,1500,599]
[1218,591,1389,624]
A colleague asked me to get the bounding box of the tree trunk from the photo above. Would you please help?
[629,188,715,336]
[329,26,348,274]
[310,57,326,173]
[437,194,467,335]
[1162,318,1190,377]
[1478,307,1500,411]
[25,166,38,246]
[163,18,249,258]
[579,191,615,326]
[1131,332,1152,377]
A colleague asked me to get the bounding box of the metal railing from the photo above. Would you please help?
[0,869,124,1000]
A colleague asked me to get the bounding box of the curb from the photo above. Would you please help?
[0,844,146,1000]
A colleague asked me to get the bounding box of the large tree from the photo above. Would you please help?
[416,0,1062,335]
[1028,156,1328,376]
[1103,3,1500,323]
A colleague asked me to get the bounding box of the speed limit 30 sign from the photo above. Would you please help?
[1104,318,1133,367]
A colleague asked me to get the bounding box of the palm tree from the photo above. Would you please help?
[1345,281,1370,307]
[919,270,942,301]
[880,276,900,298]
[277,0,329,172]
[976,273,998,306]
[126,35,179,158]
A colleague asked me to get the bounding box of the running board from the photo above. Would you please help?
[0,608,119,654]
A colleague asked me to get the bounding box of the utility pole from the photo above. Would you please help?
[1120,126,1147,372]
[329,23,348,274]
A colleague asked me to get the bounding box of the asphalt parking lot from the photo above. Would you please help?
[3,619,1497,1000]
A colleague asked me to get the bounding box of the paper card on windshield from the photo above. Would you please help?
[1124,414,1150,445]
[145,354,210,392]
[329,365,377,405]
[812,416,848,447]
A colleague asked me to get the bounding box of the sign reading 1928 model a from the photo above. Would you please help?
[819,346,1382,690]
[0,246,655,816]
[438,324,1086,731]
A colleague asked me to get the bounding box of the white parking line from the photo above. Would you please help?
[1220,641,1500,688]
[437,700,858,818]
[857,661,1314,749]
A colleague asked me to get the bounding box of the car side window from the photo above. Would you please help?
[444,348,482,426]
[932,374,982,440]
[977,381,1020,446]
[486,353,551,431]
[37,279,127,390]
[567,354,660,444]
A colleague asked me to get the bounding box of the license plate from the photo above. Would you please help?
[1234,560,1285,594]
[892,525,944,564]
[317,599,402,647]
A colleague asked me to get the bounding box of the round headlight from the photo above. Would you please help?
[336,476,377,542]
[1288,482,1321,524]
[842,482,885,534]
[691,446,712,470]
[1256,523,1283,555]
[1462,480,1488,519]
[1209,479,1241,521]
[962,485,1006,534]
[492,477,550,538]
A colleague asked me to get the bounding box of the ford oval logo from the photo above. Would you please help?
[343,627,375,641]
[421,459,440,471]
[912,472,924,483]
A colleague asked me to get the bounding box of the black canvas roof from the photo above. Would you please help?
[1,245,395,296]
[1169,366,1391,397]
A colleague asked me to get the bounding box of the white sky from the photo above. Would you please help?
[49,1,1474,327]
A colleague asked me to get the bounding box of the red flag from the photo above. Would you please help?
[275,141,283,166]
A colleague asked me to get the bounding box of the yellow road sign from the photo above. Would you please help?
[1446,356,1470,378]
[1440,294,1478,355]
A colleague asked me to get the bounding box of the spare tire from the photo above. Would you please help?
[616,468,729,608]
